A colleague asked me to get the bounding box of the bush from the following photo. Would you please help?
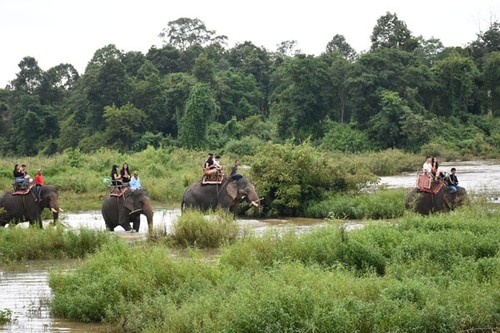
[320,121,374,153]
[306,189,407,219]
[173,210,239,248]
[250,142,378,216]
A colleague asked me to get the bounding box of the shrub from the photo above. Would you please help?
[306,189,406,219]
[173,210,239,248]
[250,142,378,216]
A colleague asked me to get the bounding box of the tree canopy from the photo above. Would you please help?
[0,15,498,157]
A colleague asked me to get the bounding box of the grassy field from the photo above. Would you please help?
[46,205,500,333]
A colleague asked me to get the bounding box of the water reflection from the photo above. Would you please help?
[0,262,113,332]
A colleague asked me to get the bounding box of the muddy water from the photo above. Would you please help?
[0,262,113,333]
[1,160,498,332]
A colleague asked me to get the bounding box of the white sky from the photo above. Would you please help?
[1,0,499,87]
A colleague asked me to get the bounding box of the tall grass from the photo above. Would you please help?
[172,209,239,248]
[306,188,407,219]
[0,226,113,263]
[50,206,500,332]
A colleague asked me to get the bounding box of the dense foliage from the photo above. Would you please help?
[49,207,500,332]
[0,15,499,158]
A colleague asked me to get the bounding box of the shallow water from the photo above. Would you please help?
[0,262,113,333]
[379,159,500,202]
[1,160,498,332]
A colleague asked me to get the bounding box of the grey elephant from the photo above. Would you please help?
[405,185,468,215]
[0,185,60,228]
[101,188,153,233]
[181,175,260,213]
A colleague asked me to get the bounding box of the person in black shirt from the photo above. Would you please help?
[230,160,243,181]
[446,168,464,193]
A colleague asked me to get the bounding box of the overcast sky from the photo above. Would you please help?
[1,0,498,87]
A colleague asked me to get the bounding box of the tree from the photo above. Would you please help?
[163,72,197,137]
[146,45,182,75]
[270,55,332,141]
[431,55,480,116]
[320,51,353,123]
[482,52,500,116]
[370,12,418,52]
[10,94,58,155]
[103,103,147,151]
[226,42,272,114]
[38,63,79,105]
[178,83,216,148]
[159,17,227,51]
[471,21,500,65]
[84,57,131,130]
[11,56,43,95]
[368,90,407,149]
[214,69,263,122]
[192,53,216,84]
[325,34,357,61]
[275,40,301,57]
[129,61,169,133]
[413,37,444,66]
[348,48,423,127]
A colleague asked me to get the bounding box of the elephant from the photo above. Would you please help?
[181,175,260,213]
[0,185,60,228]
[101,188,153,233]
[405,184,468,215]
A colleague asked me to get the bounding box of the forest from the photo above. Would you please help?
[0,13,499,158]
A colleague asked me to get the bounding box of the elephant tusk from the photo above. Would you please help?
[251,201,259,207]
[59,208,64,212]
[51,208,58,213]
[129,209,143,215]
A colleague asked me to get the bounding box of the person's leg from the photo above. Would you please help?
[449,185,457,193]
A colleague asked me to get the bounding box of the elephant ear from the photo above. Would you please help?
[227,182,238,201]
[123,191,135,211]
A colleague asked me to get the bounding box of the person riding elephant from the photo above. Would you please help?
[0,185,60,228]
[101,188,153,233]
[181,175,260,213]
[405,184,468,215]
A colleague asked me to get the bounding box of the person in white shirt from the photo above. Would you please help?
[422,156,432,174]
[129,170,142,190]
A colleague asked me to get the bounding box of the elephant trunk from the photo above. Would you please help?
[143,201,154,232]
[247,188,260,208]
[49,200,59,223]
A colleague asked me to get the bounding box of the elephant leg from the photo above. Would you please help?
[132,215,140,232]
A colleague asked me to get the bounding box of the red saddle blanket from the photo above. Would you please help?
[417,174,444,194]
[202,174,223,185]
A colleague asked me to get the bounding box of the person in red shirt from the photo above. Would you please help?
[35,169,44,201]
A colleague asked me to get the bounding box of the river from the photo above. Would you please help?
[1,160,498,332]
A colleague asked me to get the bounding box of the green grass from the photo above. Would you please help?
[306,188,407,219]
[49,205,500,332]
[172,209,239,248]
[0,225,113,263]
